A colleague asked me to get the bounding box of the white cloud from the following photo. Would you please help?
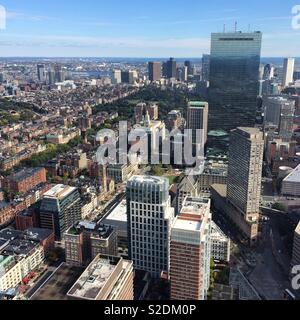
[0,33,209,49]
[0,30,299,57]
[6,10,60,22]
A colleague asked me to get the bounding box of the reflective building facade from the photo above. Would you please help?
[209,32,262,132]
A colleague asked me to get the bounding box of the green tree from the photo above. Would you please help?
[272,203,287,212]
[151,165,164,176]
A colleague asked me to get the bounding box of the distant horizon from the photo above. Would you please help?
[0,56,299,59]
[0,0,299,57]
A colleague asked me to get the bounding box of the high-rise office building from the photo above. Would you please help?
[263,64,275,80]
[112,70,122,84]
[48,69,55,85]
[121,70,137,84]
[148,62,162,82]
[294,71,300,81]
[0,72,4,83]
[177,66,188,82]
[264,96,295,140]
[53,64,65,82]
[202,54,210,82]
[209,32,262,131]
[166,58,177,79]
[184,60,193,76]
[170,197,211,300]
[126,176,175,278]
[282,58,295,88]
[278,101,296,140]
[39,184,82,240]
[37,64,46,82]
[227,128,263,232]
[186,101,209,145]
[162,62,167,78]
[121,71,130,83]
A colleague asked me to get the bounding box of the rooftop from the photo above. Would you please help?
[67,255,129,300]
[0,228,47,256]
[211,184,227,198]
[211,221,229,241]
[236,127,261,135]
[0,229,23,241]
[67,221,115,240]
[102,200,127,223]
[43,184,76,200]
[7,167,44,182]
[212,31,262,36]
[234,127,263,140]
[266,96,295,104]
[295,221,300,235]
[208,130,229,137]
[174,197,211,232]
[25,228,54,242]
[284,165,300,183]
[128,175,168,186]
[2,238,39,256]
[181,197,211,216]
[203,162,228,176]
[173,217,202,232]
[187,101,208,108]
[31,264,85,301]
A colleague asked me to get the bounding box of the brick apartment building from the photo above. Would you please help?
[2,167,46,193]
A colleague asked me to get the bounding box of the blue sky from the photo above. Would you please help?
[0,0,299,57]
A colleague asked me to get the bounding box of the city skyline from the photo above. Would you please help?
[0,0,299,57]
[1,0,300,304]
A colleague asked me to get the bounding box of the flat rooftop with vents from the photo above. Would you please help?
[43,184,76,200]
[67,255,133,300]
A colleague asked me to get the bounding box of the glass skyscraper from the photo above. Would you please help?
[208,32,262,132]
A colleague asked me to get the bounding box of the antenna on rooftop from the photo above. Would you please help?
[223,24,226,33]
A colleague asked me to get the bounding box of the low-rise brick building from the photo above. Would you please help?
[2,167,46,194]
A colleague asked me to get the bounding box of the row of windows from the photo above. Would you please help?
[131,224,167,233]
[131,216,167,225]
[131,230,168,240]
[131,203,165,212]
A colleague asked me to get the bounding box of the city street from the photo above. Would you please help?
[249,220,290,300]
[213,208,292,300]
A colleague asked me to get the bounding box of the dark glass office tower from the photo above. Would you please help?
[208,32,262,132]
[202,54,210,82]
[184,60,193,76]
[166,58,177,79]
